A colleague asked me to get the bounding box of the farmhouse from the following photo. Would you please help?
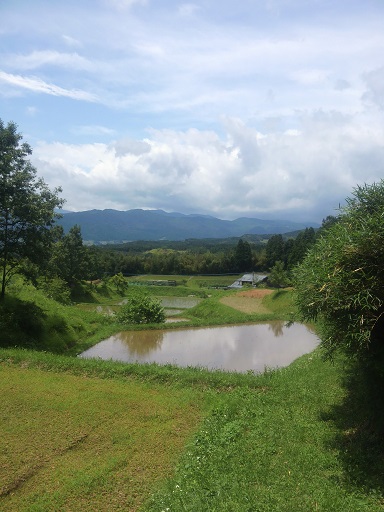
[229,273,268,289]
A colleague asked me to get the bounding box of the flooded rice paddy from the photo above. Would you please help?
[80,322,319,373]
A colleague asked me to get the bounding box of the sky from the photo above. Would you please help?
[1,0,384,223]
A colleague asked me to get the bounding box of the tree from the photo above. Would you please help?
[235,239,253,272]
[268,260,290,288]
[0,120,63,299]
[49,225,89,286]
[286,227,316,268]
[294,181,384,363]
[265,234,284,268]
[109,272,129,295]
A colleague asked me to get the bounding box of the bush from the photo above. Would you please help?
[0,297,45,346]
[268,260,291,288]
[117,293,165,325]
[37,277,71,304]
[294,181,384,360]
[0,296,76,352]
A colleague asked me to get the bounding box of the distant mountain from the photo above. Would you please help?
[57,208,319,243]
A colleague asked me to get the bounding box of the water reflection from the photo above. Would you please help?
[80,322,319,373]
[116,330,164,356]
[268,320,284,337]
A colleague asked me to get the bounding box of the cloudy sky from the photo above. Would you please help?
[1,0,384,222]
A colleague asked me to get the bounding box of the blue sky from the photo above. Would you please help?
[1,0,384,222]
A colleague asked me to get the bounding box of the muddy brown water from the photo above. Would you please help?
[79,322,319,373]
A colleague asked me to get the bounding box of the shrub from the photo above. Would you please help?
[37,277,71,304]
[117,293,165,324]
[294,182,384,360]
[0,296,77,352]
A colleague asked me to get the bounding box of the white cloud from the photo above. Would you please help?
[362,66,384,110]
[0,71,98,102]
[290,69,329,86]
[7,51,93,71]
[178,4,200,17]
[26,106,38,116]
[112,137,151,156]
[62,35,82,47]
[32,111,384,222]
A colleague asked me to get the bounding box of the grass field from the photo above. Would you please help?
[127,274,241,290]
[1,348,383,511]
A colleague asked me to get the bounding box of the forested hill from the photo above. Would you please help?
[58,209,319,243]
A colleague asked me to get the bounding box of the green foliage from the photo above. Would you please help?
[37,276,71,304]
[285,227,316,268]
[0,296,74,352]
[295,182,384,361]
[0,119,64,299]
[266,234,285,268]
[268,260,291,288]
[108,272,128,294]
[0,278,117,353]
[49,225,90,286]
[234,239,253,272]
[117,292,165,324]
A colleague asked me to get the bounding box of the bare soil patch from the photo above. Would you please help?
[237,289,273,298]
[220,289,273,314]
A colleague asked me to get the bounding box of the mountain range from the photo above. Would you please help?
[58,209,319,243]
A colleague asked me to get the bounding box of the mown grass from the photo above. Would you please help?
[0,358,207,511]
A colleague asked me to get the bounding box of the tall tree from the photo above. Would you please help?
[265,234,284,268]
[235,239,253,272]
[50,225,89,286]
[294,182,384,428]
[0,120,63,299]
[286,227,316,268]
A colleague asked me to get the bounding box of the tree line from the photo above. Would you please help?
[53,227,322,283]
